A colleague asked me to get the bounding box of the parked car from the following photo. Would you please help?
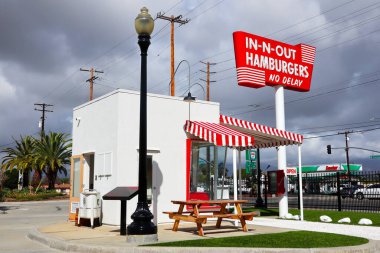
[341,185,363,199]
[354,184,380,200]
[339,184,350,190]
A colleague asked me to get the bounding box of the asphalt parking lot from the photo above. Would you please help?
[0,199,68,253]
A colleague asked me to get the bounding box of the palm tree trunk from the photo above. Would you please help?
[47,170,57,190]
[22,170,29,188]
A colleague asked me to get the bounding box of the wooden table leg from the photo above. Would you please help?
[216,203,227,228]
[196,222,204,236]
[192,204,205,236]
[235,203,248,232]
[173,204,184,231]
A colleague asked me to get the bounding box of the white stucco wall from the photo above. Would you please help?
[72,89,219,225]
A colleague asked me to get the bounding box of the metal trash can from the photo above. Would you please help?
[78,189,101,228]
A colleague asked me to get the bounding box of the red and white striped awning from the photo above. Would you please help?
[185,120,254,148]
[220,115,303,148]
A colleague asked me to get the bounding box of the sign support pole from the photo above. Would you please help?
[233,148,238,227]
[238,150,242,199]
[298,145,303,221]
[275,85,288,217]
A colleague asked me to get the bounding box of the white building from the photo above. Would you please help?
[69,89,303,225]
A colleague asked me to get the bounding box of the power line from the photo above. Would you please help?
[294,120,380,132]
[228,77,380,117]
[305,126,380,139]
[284,2,380,43]
[198,0,357,63]
[302,123,380,135]
[199,14,380,82]
[188,0,225,21]
[268,0,357,38]
[307,13,380,45]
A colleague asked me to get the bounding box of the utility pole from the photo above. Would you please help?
[200,61,216,101]
[338,131,353,184]
[156,12,189,96]
[34,103,53,137]
[80,68,104,101]
[33,103,53,185]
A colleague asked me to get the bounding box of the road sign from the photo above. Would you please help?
[245,161,257,173]
[370,155,380,159]
[246,149,257,173]
[246,149,257,161]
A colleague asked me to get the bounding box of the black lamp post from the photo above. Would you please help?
[127,7,157,236]
[255,148,264,207]
[181,59,196,119]
[175,59,194,103]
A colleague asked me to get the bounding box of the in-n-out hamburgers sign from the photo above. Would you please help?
[233,31,316,92]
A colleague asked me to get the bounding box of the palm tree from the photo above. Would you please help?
[34,132,72,190]
[1,136,36,189]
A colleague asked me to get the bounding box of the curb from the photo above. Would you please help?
[27,229,123,253]
[28,229,380,253]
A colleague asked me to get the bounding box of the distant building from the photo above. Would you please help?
[286,164,363,194]
[286,164,362,175]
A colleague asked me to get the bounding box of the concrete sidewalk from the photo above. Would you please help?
[27,220,380,253]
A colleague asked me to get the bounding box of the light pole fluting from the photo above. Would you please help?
[127,7,157,237]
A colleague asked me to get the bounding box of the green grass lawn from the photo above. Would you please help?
[148,231,368,248]
[244,207,380,226]
[291,209,380,226]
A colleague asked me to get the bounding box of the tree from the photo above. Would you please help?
[34,132,72,190]
[1,135,36,189]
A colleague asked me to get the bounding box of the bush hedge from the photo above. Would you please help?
[1,188,66,201]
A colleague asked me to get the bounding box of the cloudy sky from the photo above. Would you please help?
[1,0,380,170]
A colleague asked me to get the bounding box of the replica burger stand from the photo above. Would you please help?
[68,31,315,227]
[68,90,304,226]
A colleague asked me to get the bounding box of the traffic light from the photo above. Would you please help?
[327,145,331,154]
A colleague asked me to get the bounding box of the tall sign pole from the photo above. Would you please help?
[233,31,316,218]
[275,85,288,216]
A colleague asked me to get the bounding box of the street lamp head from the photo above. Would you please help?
[184,92,196,102]
[135,7,155,36]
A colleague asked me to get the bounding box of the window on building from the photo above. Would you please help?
[190,141,230,200]
[97,152,112,176]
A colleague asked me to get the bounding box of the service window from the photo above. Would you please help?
[190,141,230,200]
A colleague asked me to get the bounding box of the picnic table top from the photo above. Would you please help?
[171,199,248,205]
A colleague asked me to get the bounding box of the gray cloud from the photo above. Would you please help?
[1,0,380,171]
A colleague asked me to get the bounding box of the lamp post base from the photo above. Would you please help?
[127,202,157,235]
[126,234,158,244]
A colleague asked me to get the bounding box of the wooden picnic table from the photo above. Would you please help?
[164,199,256,236]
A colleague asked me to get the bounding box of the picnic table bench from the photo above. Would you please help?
[164,199,256,236]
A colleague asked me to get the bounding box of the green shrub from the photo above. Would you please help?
[3,188,65,201]
[3,170,19,189]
